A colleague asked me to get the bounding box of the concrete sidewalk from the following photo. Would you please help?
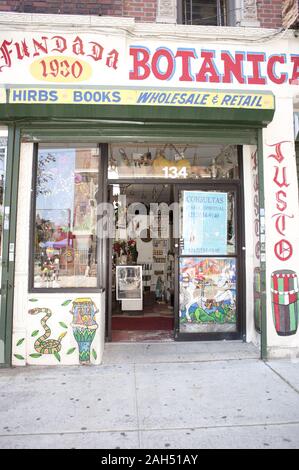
[0,341,299,449]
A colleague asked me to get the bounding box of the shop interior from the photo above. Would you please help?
[109,142,240,341]
[110,183,175,342]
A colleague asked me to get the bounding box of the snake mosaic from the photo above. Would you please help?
[28,298,99,363]
[28,307,67,354]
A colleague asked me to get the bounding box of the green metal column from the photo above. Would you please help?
[0,124,20,367]
[257,128,267,360]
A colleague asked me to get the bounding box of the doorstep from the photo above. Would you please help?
[102,341,260,365]
[111,330,173,342]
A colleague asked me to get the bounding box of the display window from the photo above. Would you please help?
[108,143,239,180]
[31,144,100,289]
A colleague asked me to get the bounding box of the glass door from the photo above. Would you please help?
[175,185,244,340]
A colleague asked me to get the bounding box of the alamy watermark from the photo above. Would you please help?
[97,197,181,239]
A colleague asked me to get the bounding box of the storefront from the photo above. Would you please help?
[0,14,298,366]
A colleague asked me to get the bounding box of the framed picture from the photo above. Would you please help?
[116,265,142,300]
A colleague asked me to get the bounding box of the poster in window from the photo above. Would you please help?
[116,265,142,300]
[182,191,228,255]
[179,257,237,333]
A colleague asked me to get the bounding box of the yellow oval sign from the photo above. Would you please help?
[30,56,92,83]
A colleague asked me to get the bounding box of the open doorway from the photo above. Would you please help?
[109,183,175,341]
[105,141,244,343]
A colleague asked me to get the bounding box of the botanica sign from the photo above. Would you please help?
[130,47,299,86]
[0,32,298,87]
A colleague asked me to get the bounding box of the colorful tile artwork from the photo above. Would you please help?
[179,257,237,332]
[271,270,299,337]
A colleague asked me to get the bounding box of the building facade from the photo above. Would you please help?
[0,0,298,367]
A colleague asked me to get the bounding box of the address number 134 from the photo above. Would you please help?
[162,166,188,178]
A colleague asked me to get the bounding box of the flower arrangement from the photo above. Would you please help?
[113,241,127,256]
[113,239,138,262]
[127,239,138,261]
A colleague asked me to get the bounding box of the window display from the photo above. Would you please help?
[108,143,239,180]
[32,145,99,289]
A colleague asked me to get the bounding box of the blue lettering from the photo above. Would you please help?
[39,90,48,102]
[170,93,179,104]
[149,92,160,104]
[12,89,23,101]
[230,95,238,106]
[137,92,151,103]
[221,95,231,105]
[28,90,37,101]
[102,91,111,103]
[112,91,121,103]
[185,93,195,105]
[178,93,187,104]
[256,96,262,107]
[49,90,58,102]
[74,91,83,102]
[84,91,93,102]
[158,93,167,104]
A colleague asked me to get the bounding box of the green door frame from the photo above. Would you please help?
[257,128,267,360]
[0,125,20,367]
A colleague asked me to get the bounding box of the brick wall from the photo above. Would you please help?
[257,0,283,28]
[0,0,157,22]
[0,1,122,16]
[0,1,288,28]
[123,0,157,23]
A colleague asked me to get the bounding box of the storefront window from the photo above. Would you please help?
[108,143,239,180]
[32,145,99,289]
